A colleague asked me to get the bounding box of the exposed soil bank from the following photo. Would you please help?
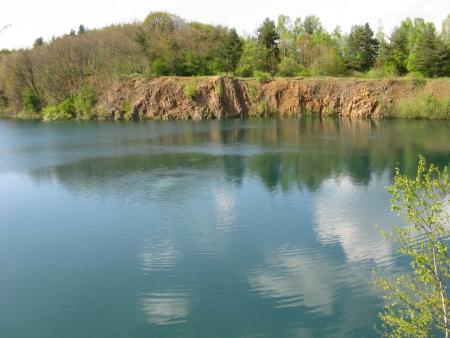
[101,77,450,120]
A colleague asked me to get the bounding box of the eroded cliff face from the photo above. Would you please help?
[100,76,448,120]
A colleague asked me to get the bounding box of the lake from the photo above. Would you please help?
[0,118,449,338]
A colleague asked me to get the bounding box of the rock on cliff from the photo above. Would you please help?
[99,76,447,120]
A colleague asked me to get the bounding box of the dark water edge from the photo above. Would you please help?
[0,118,449,338]
[1,113,450,121]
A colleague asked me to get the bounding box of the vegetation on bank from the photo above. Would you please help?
[388,93,450,120]
[374,156,449,337]
[0,12,449,119]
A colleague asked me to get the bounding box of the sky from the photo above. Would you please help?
[0,0,449,49]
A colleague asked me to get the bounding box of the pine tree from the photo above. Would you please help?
[409,23,450,77]
[220,29,243,74]
[257,18,280,73]
[33,37,44,48]
[346,23,379,71]
[78,25,86,35]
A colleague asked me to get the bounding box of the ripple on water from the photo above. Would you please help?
[139,239,181,273]
[141,291,190,326]
[248,245,343,315]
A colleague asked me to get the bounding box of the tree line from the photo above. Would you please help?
[0,12,449,116]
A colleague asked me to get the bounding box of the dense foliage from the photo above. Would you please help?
[0,11,449,117]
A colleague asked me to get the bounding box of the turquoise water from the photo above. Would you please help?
[0,118,449,338]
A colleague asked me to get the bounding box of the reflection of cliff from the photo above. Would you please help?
[28,119,450,195]
[29,152,245,197]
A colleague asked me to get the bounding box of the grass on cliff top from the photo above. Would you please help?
[388,93,450,119]
[124,72,450,85]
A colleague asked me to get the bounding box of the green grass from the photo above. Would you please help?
[184,78,198,99]
[390,93,450,119]
[73,86,96,119]
[247,82,258,100]
[123,99,131,116]
[42,104,73,121]
[215,79,224,98]
[253,71,272,83]
[0,110,41,120]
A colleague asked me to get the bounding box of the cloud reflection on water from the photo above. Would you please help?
[313,175,394,266]
[248,245,338,316]
[141,291,190,325]
[214,186,237,232]
[139,238,180,273]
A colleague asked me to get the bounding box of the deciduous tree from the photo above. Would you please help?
[374,156,449,338]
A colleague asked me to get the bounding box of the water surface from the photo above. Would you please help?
[0,118,449,337]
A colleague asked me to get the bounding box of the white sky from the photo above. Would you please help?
[0,0,449,49]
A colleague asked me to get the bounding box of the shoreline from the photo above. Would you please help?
[2,76,449,121]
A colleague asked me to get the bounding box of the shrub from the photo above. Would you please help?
[122,99,133,119]
[22,89,42,113]
[381,62,398,76]
[42,103,73,121]
[407,72,427,86]
[392,93,450,119]
[253,70,272,83]
[58,97,75,115]
[151,58,168,76]
[184,78,198,99]
[236,64,254,78]
[297,66,311,77]
[277,57,300,77]
[73,86,96,119]
[247,82,258,100]
[365,64,398,78]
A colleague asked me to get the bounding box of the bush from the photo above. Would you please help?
[42,96,76,121]
[73,86,96,119]
[151,58,168,76]
[391,93,450,119]
[236,64,254,77]
[407,72,427,86]
[42,102,73,121]
[22,89,42,113]
[43,86,97,121]
[365,64,398,78]
[253,70,272,83]
[297,66,311,77]
[381,63,398,76]
[122,99,133,119]
[247,82,258,99]
[184,78,198,99]
[277,57,300,77]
